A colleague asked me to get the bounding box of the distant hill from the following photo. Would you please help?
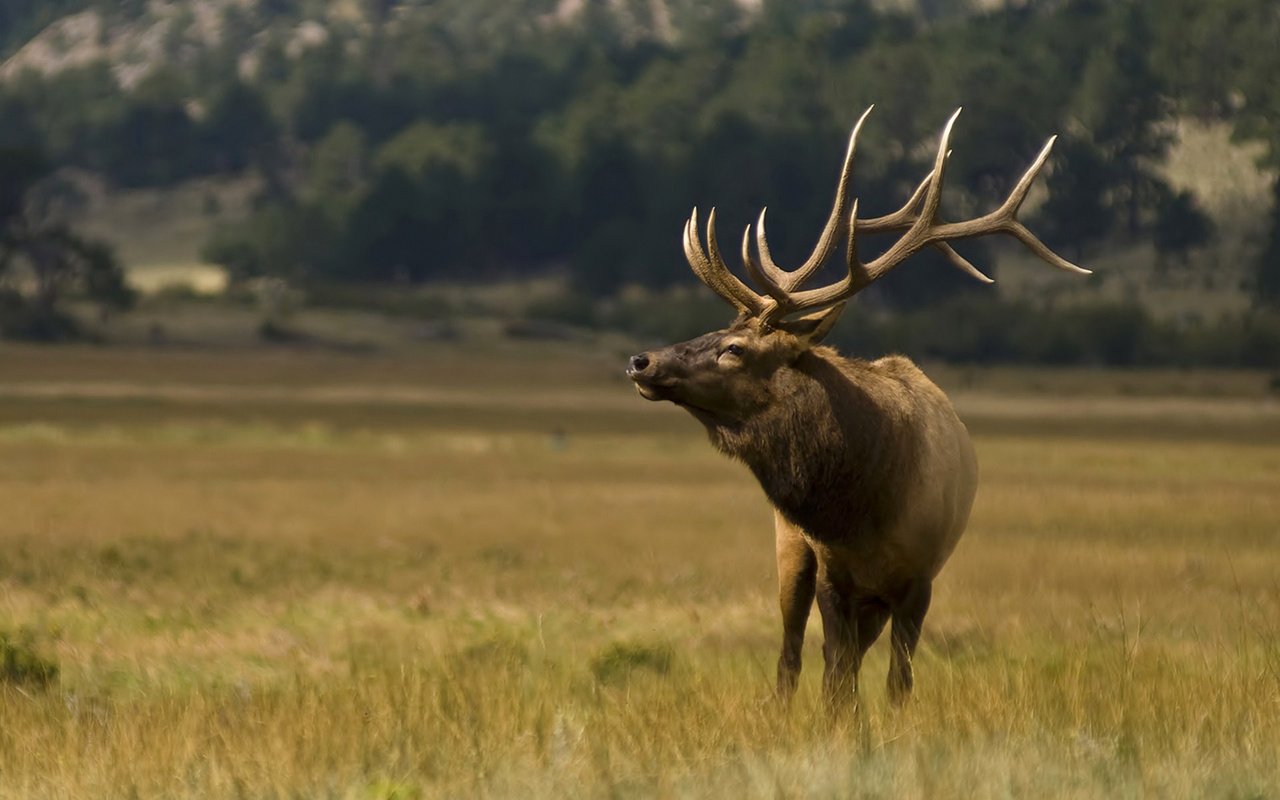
[3,0,339,89]
[2,0,996,90]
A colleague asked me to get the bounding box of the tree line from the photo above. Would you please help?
[1,0,1279,361]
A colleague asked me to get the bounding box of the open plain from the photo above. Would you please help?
[1,343,1278,798]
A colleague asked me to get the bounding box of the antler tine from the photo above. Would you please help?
[1006,219,1089,274]
[859,167,935,233]
[986,136,1091,275]
[916,108,962,231]
[935,243,995,283]
[754,106,875,292]
[754,207,781,286]
[707,207,778,311]
[742,223,791,307]
[684,210,741,312]
[1002,135,1057,218]
[892,135,1091,276]
[684,207,771,316]
[760,199,867,317]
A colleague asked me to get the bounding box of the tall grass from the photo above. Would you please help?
[0,347,1278,797]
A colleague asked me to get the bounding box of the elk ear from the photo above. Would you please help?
[775,303,846,345]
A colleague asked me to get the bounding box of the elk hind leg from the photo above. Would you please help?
[888,581,933,705]
[774,514,816,701]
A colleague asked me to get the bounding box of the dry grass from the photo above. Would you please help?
[0,344,1278,798]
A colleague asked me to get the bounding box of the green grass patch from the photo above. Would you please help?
[0,629,59,690]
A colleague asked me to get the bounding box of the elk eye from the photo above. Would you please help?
[724,344,744,358]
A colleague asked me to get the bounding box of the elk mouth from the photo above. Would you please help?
[630,373,734,427]
[630,375,675,403]
[629,372,699,408]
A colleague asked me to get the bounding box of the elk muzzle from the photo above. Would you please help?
[627,351,670,401]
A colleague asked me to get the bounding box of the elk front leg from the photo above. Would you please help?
[817,572,890,711]
[774,512,816,701]
[888,580,932,705]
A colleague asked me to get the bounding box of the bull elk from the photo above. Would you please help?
[627,107,1089,707]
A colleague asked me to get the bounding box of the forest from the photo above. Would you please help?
[1,0,1279,365]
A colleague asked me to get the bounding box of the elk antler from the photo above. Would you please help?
[683,107,1091,325]
[683,207,769,318]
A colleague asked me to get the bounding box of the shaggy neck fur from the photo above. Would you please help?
[702,349,917,544]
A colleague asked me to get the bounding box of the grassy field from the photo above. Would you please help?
[1,343,1279,798]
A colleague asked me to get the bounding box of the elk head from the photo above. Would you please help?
[627,107,1090,424]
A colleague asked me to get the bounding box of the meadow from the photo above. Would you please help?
[1,342,1279,798]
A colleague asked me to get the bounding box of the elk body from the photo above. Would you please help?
[627,108,1088,707]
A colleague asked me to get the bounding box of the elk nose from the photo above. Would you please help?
[628,353,651,375]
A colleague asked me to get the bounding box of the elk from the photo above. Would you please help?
[627,107,1089,707]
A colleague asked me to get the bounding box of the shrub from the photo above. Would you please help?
[0,290,83,341]
[590,641,674,685]
[0,629,59,689]
[1240,310,1280,368]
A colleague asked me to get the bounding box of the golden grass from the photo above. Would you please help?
[1,345,1278,798]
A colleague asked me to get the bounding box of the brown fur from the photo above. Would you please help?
[629,318,977,707]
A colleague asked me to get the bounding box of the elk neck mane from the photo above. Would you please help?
[702,346,922,544]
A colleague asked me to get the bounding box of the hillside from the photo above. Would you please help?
[4,0,592,82]
[55,118,1271,323]
[3,0,360,88]
[1,0,1278,365]
[2,0,1013,86]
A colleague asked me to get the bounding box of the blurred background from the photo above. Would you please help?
[0,0,1277,365]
